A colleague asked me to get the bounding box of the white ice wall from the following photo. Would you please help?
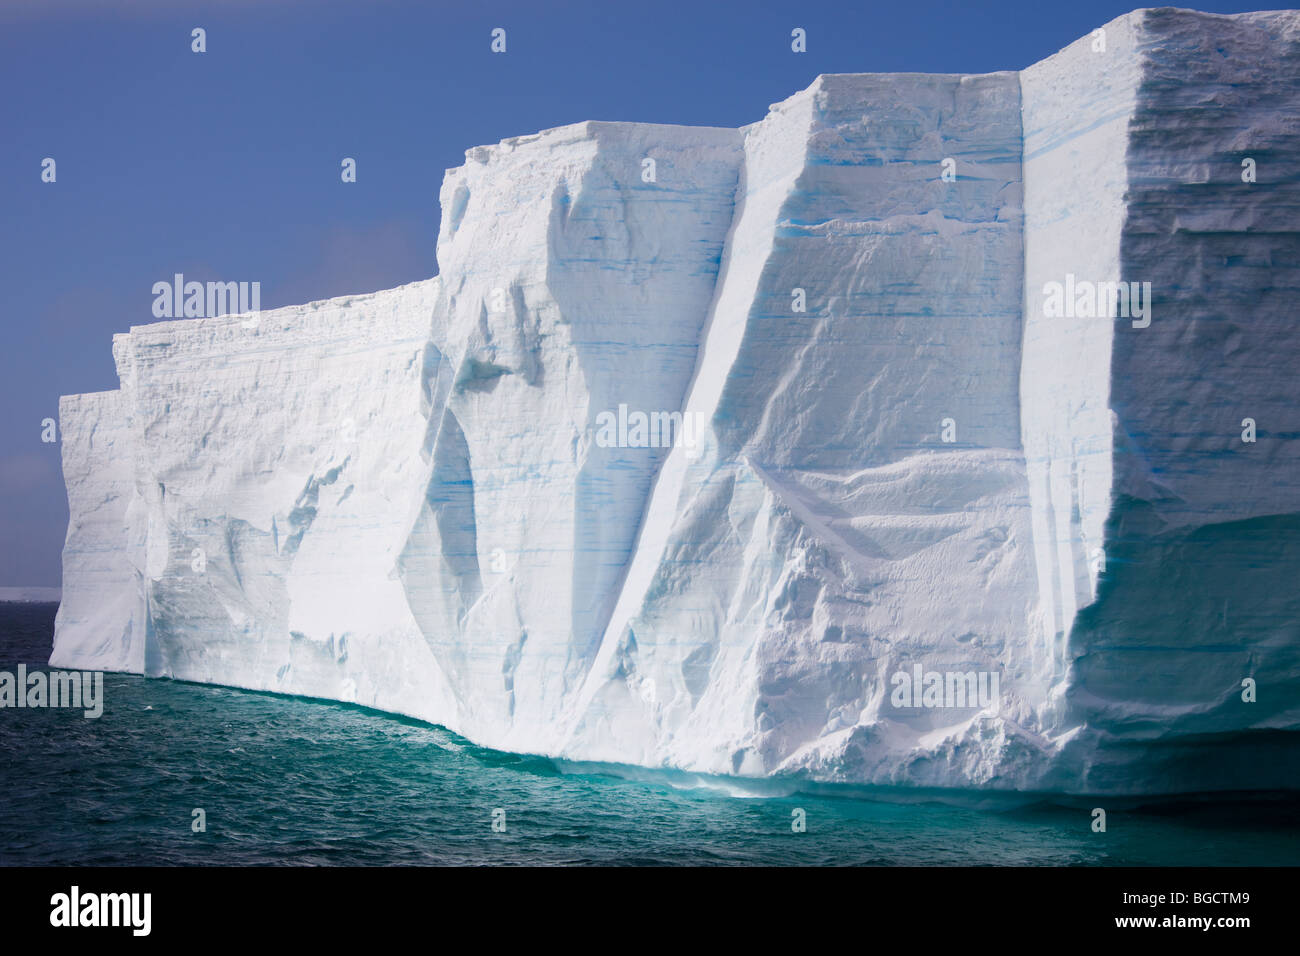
[405,121,743,753]
[52,8,1300,793]
[52,387,143,673]
[113,281,459,725]
[1054,9,1300,792]
[564,72,1046,784]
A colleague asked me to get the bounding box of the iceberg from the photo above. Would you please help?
[53,7,1300,793]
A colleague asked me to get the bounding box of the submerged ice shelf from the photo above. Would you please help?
[54,8,1300,793]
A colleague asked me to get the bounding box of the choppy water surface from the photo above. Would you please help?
[2,603,1296,866]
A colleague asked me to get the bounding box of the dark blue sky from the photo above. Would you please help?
[0,0,1269,585]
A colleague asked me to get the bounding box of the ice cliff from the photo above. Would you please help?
[54,8,1300,793]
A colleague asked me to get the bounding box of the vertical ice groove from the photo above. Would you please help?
[561,83,821,766]
[1020,12,1141,688]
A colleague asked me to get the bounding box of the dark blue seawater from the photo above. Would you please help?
[2,602,1297,866]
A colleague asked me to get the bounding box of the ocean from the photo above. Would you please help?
[2,602,1296,866]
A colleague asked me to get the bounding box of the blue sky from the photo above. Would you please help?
[0,0,1270,585]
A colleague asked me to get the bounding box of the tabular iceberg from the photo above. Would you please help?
[54,8,1300,793]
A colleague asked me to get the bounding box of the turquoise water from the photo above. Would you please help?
[2,603,1297,866]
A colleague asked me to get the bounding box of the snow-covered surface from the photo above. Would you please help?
[53,8,1300,793]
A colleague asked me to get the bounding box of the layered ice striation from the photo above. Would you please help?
[54,8,1300,793]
